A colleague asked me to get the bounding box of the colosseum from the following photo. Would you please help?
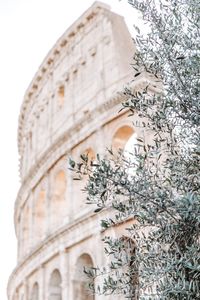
[7,1,152,299]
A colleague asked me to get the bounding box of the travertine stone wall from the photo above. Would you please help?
[8,2,159,300]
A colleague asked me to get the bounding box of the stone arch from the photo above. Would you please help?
[51,169,66,228]
[73,253,95,300]
[112,125,135,151]
[33,188,46,243]
[49,269,62,300]
[30,282,39,300]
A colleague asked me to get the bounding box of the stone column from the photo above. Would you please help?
[28,193,33,252]
[45,170,51,235]
[29,190,35,250]
[95,125,106,156]
[23,278,29,300]
[24,135,29,175]
[39,265,45,300]
[67,150,74,222]
[59,246,69,299]
[16,290,19,300]
[13,289,19,300]
[96,232,108,300]
[18,215,22,261]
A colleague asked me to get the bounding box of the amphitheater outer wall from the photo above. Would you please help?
[8,2,159,300]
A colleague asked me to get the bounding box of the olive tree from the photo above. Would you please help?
[70,0,200,298]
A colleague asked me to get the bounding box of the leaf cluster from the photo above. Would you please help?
[70,0,200,298]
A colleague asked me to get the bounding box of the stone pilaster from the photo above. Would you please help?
[23,279,29,300]
[59,246,69,299]
[96,125,106,156]
[66,151,74,222]
[39,265,45,300]
[45,170,51,236]
[13,289,19,300]
[17,215,22,261]
[28,192,33,252]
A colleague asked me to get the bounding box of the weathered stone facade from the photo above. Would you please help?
[7,2,158,299]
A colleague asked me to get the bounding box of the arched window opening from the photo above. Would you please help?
[58,85,65,107]
[34,189,46,242]
[112,126,138,174]
[112,126,134,151]
[73,254,95,300]
[124,132,138,160]
[30,282,39,300]
[51,170,66,227]
[49,269,62,300]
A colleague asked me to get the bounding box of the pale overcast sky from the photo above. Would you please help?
[0,0,139,298]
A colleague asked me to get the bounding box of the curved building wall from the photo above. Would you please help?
[7,2,156,300]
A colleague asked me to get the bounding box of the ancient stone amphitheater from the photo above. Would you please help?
[7,2,149,299]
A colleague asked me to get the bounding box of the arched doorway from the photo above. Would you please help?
[73,254,95,300]
[51,170,66,228]
[34,189,46,243]
[49,269,62,300]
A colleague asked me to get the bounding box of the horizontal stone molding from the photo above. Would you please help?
[14,74,160,234]
[8,207,111,296]
[14,83,128,230]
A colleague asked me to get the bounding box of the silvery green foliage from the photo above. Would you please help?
[70,0,200,299]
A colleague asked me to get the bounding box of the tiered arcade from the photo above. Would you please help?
[7,2,153,299]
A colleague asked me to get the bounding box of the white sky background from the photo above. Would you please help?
[0,0,140,298]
